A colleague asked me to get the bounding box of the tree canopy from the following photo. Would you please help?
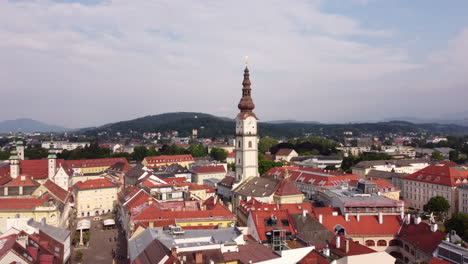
[425,196,451,216]
[445,212,468,241]
[210,148,228,162]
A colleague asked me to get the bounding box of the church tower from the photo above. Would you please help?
[16,132,25,160]
[48,141,57,180]
[235,66,259,183]
[9,147,20,179]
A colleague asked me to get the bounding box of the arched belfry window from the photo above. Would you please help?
[248,141,252,148]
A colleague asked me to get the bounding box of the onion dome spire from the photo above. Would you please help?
[237,66,255,112]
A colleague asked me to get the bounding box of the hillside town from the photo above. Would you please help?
[1,68,468,264]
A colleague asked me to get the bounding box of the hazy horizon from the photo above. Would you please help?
[2,0,468,128]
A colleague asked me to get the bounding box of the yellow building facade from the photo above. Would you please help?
[74,179,119,218]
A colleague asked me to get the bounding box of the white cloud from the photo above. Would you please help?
[0,0,462,127]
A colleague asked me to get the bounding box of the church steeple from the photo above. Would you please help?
[238,67,255,113]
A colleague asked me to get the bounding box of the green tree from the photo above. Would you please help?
[258,136,279,154]
[301,149,320,156]
[258,153,283,175]
[426,196,450,217]
[161,144,188,155]
[188,143,207,157]
[132,146,148,162]
[25,147,49,159]
[445,212,468,241]
[0,150,10,160]
[431,151,444,161]
[210,148,228,161]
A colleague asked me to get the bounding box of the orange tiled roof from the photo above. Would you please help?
[0,197,48,210]
[405,165,468,187]
[191,165,226,174]
[43,180,69,202]
[74,178,118,190]
[143,154,194,164]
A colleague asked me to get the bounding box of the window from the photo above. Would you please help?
[365,240,375,247]
[238,141,241,148]
[377,240,387,247]
[281,219,290,227]
[248,141,252,148]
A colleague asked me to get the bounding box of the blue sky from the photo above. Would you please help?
[1,0,468,127]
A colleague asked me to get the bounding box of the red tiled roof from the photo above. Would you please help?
[223,244,280,263]
[264,167,362,187]
[398,219,445,255]
[2,175,39,187]
[227,152,235,158]
[218,176,235,188]
[405,165,468,187]
[0,197,48,210]
[43,180,69,202]
[276,149,295,156]
[250,210,297,241]
[428,257,452,264]
[298,251,329,264]
[191,165,226,174]
[133,202,235,222]
[274,177,303,196]
[238,198,313,216]
[177,183,215,192]
[0,165,12,185]
[66,157,128,168]
[439,161,459,167]
[329,235,376,257]
[319,214,402,236]
[123,189,155,211]
[74,178,118,190]
[17,159,66,180]
[143,154,194,164]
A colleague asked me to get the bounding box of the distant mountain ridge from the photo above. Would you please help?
[80,112,468,138]
[0,118,68,133]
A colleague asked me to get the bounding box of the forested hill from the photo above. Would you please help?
[80,112,468,138]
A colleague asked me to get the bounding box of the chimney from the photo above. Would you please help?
[149,221,154,228]
[20,175,25,181]
[345,239,349,253]
[405,214,411,225]
[431,223,438,232]
[195,252,203,264]
[148,198,153,205]
[323,247,330,257]
[319,214,323,224]
[414,216,421,225]
[336,236,341,249]
[400,211,404,219]
[356,214,360,222]
[302,209,308,218]
[345,214,349,221]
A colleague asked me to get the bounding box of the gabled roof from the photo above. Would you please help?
[276,149,296,156]
[107,162,133,172]
[405,165,468,187]
[233,176,280,197]
[143,154,194,164]
[218,176,235,188]
[398,218,445,255]
[66,157,128,168]
[270,167,363,187]
[122,188,155,211]
[74,178,118,190]
[274,177,303,196]
[2,175,39,187]
[298,250,330,264]
[0,197,48,210]
[191,165,226,174]
[42,180,69,203]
